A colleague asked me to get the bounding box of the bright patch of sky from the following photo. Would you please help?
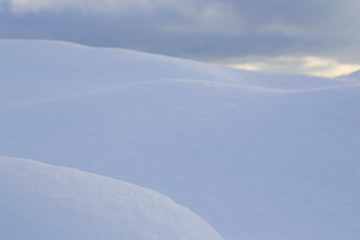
[228,56,360,77]
[1,0,360,77]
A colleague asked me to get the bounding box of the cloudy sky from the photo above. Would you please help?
[1,0,360,77]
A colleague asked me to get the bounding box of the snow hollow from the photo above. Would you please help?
[1,39,360,240]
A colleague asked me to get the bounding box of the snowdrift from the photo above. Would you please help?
[0,156,224,240]
[1,39,360,240]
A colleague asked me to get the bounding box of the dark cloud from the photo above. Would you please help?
[1,0,360,67]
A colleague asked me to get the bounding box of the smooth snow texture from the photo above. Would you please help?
[0,156,224,240]
[344,69,360,80]
[1,39,360,240]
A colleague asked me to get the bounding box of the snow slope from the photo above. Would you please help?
[343,69,360,80]
[0,156,224,240]
[1,39,360,240]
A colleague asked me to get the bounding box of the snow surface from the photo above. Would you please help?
[1,39,360,240]
[0,156,224,240]
[343,69,360,80]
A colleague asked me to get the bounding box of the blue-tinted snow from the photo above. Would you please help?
[0,156,224,240]
[1,39,359,240]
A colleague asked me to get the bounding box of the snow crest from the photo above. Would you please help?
[0,156,224,240]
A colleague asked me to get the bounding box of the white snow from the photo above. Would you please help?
[0,156,224,240]
[1,39,360,240]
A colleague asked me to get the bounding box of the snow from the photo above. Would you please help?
[1,39,360,240]
[0,156,224,240]
[343,69,360,80]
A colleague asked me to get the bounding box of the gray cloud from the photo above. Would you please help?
[1,0,360,73]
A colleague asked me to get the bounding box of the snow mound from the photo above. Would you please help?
[0,156,224,240]
[1,39,360,240]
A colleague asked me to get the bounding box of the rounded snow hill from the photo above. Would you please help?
[0,156,224,240]
[1,39,360,240]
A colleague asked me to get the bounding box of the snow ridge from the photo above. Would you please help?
[1,40,360,240]
[0,156,224,240]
